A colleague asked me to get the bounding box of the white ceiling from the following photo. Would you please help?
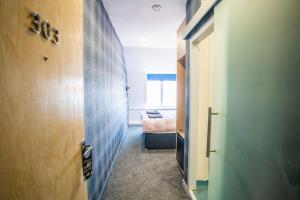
[102,0,186,48]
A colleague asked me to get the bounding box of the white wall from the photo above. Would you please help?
[124,46,177,125]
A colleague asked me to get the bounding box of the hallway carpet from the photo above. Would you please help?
[102,126,189,200]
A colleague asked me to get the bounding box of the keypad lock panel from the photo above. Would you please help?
[82,140,93,180]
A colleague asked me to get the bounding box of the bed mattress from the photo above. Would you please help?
[141,111,176,133]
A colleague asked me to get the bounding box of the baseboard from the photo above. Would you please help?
[176,161,184,175]
[99,126,127,199]
[189,191,197,200]
[182,179,197,200]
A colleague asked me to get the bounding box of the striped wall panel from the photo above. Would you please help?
[84,0,128,199]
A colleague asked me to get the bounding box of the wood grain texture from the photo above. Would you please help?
[177,19,186,60]
[176,19,186,136]
[0,1,87,199]
[176,57,186,134]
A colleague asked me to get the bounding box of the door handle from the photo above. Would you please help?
[206,107,218,158]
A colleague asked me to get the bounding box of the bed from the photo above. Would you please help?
[141,111,176,149]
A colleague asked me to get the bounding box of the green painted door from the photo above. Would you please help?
[208,0,300,200]
[207,1,229,199]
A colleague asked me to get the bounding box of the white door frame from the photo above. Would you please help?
[188,17,214,191]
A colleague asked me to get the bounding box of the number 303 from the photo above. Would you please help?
[29,12,60,45]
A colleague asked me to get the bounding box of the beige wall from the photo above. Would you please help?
[0,1,87,199]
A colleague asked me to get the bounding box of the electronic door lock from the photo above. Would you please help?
[81,140,93,180]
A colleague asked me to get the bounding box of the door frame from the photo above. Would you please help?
[188,17,215,191]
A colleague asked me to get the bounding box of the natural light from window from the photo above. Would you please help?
[162,81,177,106]
[146,81,161,106]
[146,74,177,107]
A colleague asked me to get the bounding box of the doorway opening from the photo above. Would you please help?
[189,17,215,199]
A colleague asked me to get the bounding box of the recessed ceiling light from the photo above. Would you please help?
[152,4,162,12]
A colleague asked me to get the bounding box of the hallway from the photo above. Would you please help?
[1,1,300,200]
[103,126,189,200]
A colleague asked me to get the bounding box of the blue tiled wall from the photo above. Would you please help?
[84,0,128,199]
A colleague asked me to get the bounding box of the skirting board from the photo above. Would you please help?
[182,179,197,200]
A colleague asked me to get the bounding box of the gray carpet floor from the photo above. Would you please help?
[102,126,190,200]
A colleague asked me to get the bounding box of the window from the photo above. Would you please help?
[146,81,161,106]
[162,81,177,106]
[146,74,176,107]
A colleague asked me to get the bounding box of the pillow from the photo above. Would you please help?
[146,110,160,114]
[148,113,163,118]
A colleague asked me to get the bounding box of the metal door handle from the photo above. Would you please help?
[206,107,218,157]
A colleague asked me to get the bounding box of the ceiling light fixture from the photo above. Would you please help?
[152,4,162,12]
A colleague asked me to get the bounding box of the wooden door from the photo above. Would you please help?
[0,1,87,199]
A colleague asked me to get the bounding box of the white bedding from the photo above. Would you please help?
[141,111,176,133]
